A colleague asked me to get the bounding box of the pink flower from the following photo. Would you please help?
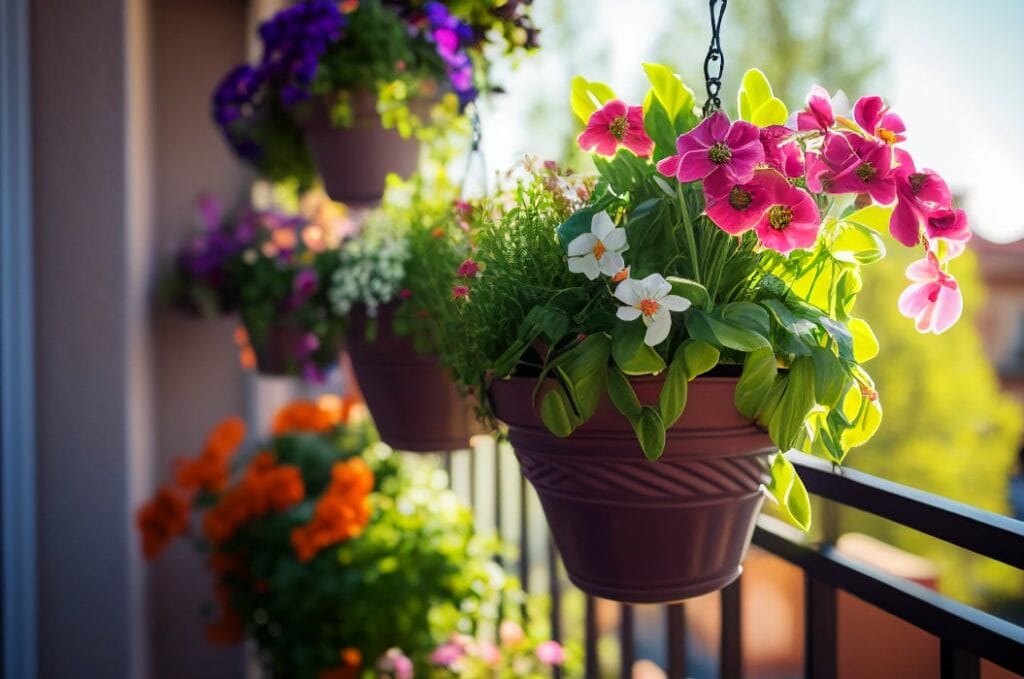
[853,95,906,144]
[399,287,413,300]
[806,132,896,205]
[196,192,223,230]
[431,642,464,667]
[452,284,470,299]
[378,649,413,679]
[889,162,968,247]
[898,252,963,334]
[751,170,821,253]
[457,258,480,278]
[796,85,838,132]
[578,100,654,157]
[471,640,501,667]
[499,620,525,646]
[292,267,319,298]
[536,640,565,666]
[760,126,804,178]
[702,168,773,235]
[657,111,764,184]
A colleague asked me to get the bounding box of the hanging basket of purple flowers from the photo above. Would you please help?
[212,0,538,204]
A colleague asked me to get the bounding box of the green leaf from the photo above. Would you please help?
[556,207,599,249]
[634,406,667,460]
[766,452,812,531]
[619,342,667,375]
[762,298,816,337]
[607,366,641,424]
[659,346,689,427]
[570,76,616,124]
[538,383,581,437]
[611,320,645,370]
[816,316,855,361]
[722,301,771,336]
[554,334,612,422]
[830,220,886,265]
[849,317,879,362]
[839,385,882,449]
[642,63,695,121]
[809,346,847,408]
[517,305,571,344]
[687,309,770,352]
[681,339,720,378]
[755,375,788,429]
[737,68,788,126]
[642,93,680,160]
[842,204,894,235]
[735,347,778,418]
[667,276,710,312]
[769,356,816,449]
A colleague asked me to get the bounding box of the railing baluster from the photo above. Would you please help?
[519,473,531,594]
[443,451,452,485]
[720,578,743,679]
[585,595,599,679]
[666,603,687,679]
[548,535,562,679]
[494,444,503,565]
[619,604,635,678]
[941,641,981,679]
[804,575,837,679]
[469,447,477,510]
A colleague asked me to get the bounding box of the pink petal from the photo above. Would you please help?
[706,111,732,142]
[914,169,952,206]
[905,255,940,283]
[675,149,717,183]
[578,127,618,156]
[889,198,924,247]
[929,283,963,333]
[656,155,681,177]
[623,128,654,157]
[898,281,933,318]
[600,99,628,119]
[803,85,835,130]
[925,208,971,243]
[853,95,885,134]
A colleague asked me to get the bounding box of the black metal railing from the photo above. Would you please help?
[440,446,1024,679]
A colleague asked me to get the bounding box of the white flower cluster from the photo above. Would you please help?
[329,234,409,318]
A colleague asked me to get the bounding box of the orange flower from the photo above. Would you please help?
[137,486,191,560]
[272,396,360,435]
[176,417,246,492]
[341,648,362,667]
[291,458,373,562]
[202,452,305,545]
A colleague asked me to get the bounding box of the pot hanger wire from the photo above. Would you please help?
[460,103,488,199]
[702,0,728,116]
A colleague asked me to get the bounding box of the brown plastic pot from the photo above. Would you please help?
[345,304,483,452]
[300,91,422,205]
[490,375,772,604]
[250,321,340,377]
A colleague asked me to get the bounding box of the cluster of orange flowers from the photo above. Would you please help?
[291,457,374,562]
[272,394,359,435]
[203,451,306,545]
[137,486,191,560]
[176,416,246,492]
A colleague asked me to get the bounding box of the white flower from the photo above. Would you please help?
[614,273,691,346]
[567,211,628,280]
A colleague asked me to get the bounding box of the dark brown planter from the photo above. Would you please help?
[250,321,340,377]
[300,91,422,205]
[490,375,772,604]
[346,304,483,452]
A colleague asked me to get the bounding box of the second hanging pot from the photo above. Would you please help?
[346,304,483,452]
[490,374,772,604]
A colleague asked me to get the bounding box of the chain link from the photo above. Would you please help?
[702,0,728,116]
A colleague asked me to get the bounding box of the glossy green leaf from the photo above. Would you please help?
[769,356,816,449]
[842,204,894,235]
[554,334,612,422]
[642,63,695,121]
[642,93,680,160]
[687,309,770,352]
[809,346,847,408]
[659,346,689,427]
[831,220,886,265]
[619,343,667,375]
[667,276,710,311]
[607,366,641,424]
[635,406,667,461]
[722,301,771,336]
[840,385,883,449]
[612,320,645,369]
[755,375,788,429]
[556,206,600,249]
[761,298,816,337]
[735,347,778,418]
[849,317,879,362]
[737,68,788,126]
[570,76,616,124]
[681,339,720,378]
[538,383,581,437]
[766,452,812,530]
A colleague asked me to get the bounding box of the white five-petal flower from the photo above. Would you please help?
[567,211,628,280]
[614,273,692,346]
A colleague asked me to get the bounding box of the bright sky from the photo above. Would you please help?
[480,0,1024,243]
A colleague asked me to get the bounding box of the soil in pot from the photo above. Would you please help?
[300,91,424,206]
[346,304,484,452]
[490,375,772,604]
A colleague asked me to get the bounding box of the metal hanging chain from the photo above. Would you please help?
[702,0,728,116]
[460,104,488,198]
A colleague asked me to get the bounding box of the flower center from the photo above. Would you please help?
[729,186,753,210]
[877,128,897,144]
[638,298,660,317]
[909,172,927,195]
[709,142,732,165]
[767,205,794,230]
[592,240,607,260]
[609,115,628,140]
[855,162,877,182]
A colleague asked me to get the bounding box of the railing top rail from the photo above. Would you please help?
[788,451,1024,570]
[753,517,1024,675]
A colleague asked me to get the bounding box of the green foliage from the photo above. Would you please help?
[836,248,1023,605]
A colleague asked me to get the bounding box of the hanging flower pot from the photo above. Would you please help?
[300,91,424,206]
[246,319,343,378]
[346,304,483,452]
[491,374,771,603]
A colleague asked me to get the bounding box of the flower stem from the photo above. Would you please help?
[676,182,702,284]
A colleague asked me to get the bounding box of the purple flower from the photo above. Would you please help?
[423,2,478,107]
[291,268,319,303]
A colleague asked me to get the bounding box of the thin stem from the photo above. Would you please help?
[676,182,702,284]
